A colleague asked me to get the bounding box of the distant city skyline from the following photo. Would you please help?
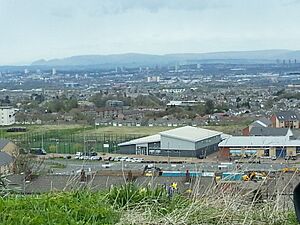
[1,0,300,65]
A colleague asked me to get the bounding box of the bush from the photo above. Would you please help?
[0,191,119,225]
[106,183,168,208]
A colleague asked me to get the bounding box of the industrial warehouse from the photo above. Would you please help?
[218,135,300,159]
[118,126,223,158]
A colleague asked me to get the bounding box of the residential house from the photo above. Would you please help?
[271,111,300,129]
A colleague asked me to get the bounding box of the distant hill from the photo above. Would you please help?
[31,50,300,67]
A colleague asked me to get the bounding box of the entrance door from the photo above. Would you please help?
[276,147,286,158]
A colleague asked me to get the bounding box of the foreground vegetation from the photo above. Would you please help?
[0,183,298,225]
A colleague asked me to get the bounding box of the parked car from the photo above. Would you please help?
[90,156,102,160]
[114,156,122,161]
[30,148,47,155]
[133,158,144,163]
[285,155,297,160]
[271,156,277,160]
[120,157,128,162]
[75,152,83,159]
[89,152,97,157]
[102,162,111,168]
[79,156,90,160]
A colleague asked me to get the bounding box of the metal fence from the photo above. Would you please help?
[9,131,142,154]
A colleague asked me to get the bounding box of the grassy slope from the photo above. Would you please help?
[0,186,298,225]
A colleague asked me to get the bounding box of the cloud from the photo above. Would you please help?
[87,0,228,15]
[51,9,73,18]
[281,0,300,6]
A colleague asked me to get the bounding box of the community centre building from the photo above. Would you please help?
[118,126,223,158]
[218,135,300,159]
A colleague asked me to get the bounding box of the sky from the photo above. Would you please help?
[0,0,300,65]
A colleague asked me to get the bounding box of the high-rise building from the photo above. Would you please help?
[0,106,15,126]
[52,68,56,75]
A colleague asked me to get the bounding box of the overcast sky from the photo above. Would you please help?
[0,0,300,65]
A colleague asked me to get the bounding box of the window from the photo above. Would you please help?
[296,147,300,154]
[264,149,270,156]
[230,150,241,156]
[245,150,257,155]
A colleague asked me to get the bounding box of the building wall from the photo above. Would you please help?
[2,142,18,156]
[160,135,195,151]
[195,135,221,150]
[220,146,298,159]
[271,115,277,128]
[218,147,230,159]
[0,107,15,126]
[242,127,250,136]
[119,145,136,155]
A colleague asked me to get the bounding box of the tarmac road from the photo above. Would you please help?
[44,158,292,175]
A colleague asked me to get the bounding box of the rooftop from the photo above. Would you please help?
[0,139,10,149]
[251,117,272,128]
[0,152,14,167]
[160,126,222,142]
[118,134,160,146]
[250,127,292,136]
[219,136,300,147]
[275,111,300,121]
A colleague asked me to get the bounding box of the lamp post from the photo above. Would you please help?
[56,141,59,155]
[167,142,170,164]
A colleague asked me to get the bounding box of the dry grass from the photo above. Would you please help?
[84,126,172,136]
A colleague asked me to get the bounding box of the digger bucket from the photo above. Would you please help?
[293,182,300,222]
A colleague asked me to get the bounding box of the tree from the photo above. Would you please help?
[205,99,214,114]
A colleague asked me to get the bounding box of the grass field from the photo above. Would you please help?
[84,126,172,136]
[0,123,245,140]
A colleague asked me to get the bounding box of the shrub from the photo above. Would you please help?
[0,191,119,225]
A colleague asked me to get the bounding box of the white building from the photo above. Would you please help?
[52,68,56,75]
[118,126,223,158]
[147,76,160,83]
[0,106,16,126]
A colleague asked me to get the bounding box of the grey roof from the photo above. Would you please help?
[250,127,291,136]
[275,111,300,121]
[219,136,300,147]
[290,129,300,140]
[258,117,272,126]
[0,139,10,149]
[118,134,161,146]
[251,117,272,128]
[160,126,222,142]
[0,152,14,167]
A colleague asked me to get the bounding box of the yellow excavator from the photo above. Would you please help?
[242,172,267,181]
[281,168,299,173]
